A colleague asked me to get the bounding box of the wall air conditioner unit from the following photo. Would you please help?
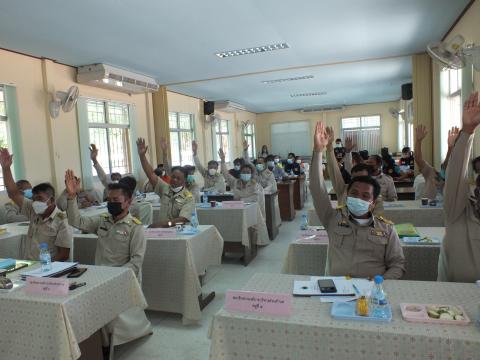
[76,64,159,94]
[300,105,345,113]
[214,100,246,113]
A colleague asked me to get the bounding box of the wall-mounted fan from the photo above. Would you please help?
[427,34,480,71]
[205,112,221,124]
[49,85,79,118]
[389,108,405,120]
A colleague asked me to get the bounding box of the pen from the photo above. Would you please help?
[352,284,361,296]
[69,282,86,291]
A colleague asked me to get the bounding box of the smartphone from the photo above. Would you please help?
[318,279,337,293]
[67,268,87,278]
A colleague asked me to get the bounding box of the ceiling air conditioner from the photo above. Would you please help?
[76,64,159,94]
[300,105,345,113]
[214,100,246,113]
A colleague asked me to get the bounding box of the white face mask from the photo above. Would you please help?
[346,196,371,217]
[32,200,49,215]
[171,186,184,193]
[208,168,217,176]
[274,158,280,163]
[234,165,241,171]
[296,160,302,164]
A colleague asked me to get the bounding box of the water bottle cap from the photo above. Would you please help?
[374,275,384,284]
[39,243,49,249]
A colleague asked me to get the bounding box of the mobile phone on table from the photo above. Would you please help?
[67,267,87,278]
[318,279,337,293]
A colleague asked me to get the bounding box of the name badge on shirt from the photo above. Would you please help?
[371,229,385,237]
[116,230,128,236]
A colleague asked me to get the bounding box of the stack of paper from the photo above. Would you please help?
[20,261,78,279]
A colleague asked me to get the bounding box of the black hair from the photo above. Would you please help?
[171,166,188,178]
[347,176,381,200]
[154,168,164,177]
[183,165,196,174]
[207,160,219,168]
[265,155,275,162]
[32,182,55,198]
[157,164,164,168]
[352,152,363,165]
[402,147,411,153]
[351,163,372,176]
[371,154,383,165]
[119,176,137,193]
[288,152,296,158]
[233,158,245,166]
[16,179,31,188]
[111,172,122,180]
[240,163,254,173]
[335,138,342,142]
[107,182,133,199]
[261,145,268,152]
[472,156,480,171]
[359,150,369,160]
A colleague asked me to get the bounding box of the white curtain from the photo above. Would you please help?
[343,128,380,155]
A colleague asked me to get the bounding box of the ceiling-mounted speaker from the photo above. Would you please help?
[204,101,215,115]
[401,83,413,101]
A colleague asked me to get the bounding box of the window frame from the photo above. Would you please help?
[242,123,256,159]
[168,111,196,166]
[0,85,12,191]
[341,114,382,154]
[440,68,462,159]
[212,118,232,162]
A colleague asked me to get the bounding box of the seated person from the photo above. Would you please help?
[399,147,415,170]
[333,138,346,162]
[366,155,398,201]
[90,144,123,200]
[219,148,270,245]
[118,176,153,225]
[64,170,152,346]
[269,155,286,180]
[184,165,201,203]
[192,140,226,193]
[438,92,480,283]
[137,138,195,227]
[57,176,101,210]
[229,158,245,179]
[342,136,358,173]
[284,152,297,174]
[382,154,402,179]
[4,179,31,223]
[309,122,405,279]
[0,148,71,261]
[294,156,305,176]
[143,138,174,193]
[243,141,277,194]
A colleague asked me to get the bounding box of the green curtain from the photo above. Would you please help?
[129,104,141,180]
[4,85,25,180]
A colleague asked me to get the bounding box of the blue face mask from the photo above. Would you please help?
[256,164,265,172]
[439,169,446,180]
[287,158,293,164]
[234,165,241,171]
[23,189,33,199]
[240,173,252,182]
[267,161,275,168]
[346,196,371,217]
[187,175,195,183]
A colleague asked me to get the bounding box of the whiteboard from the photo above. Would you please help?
[271,121,311,158]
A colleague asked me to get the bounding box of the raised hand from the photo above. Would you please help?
[344,136,356,153]
[192,140,198,155]
[462,92,480,134]
[218,148,226,162]
[0,148,13,169]
[415,125,428,143]
[325,126,335,148]
[65,169,80,197]
[313,122,329,152]
[89,144,98,162]
[136,138,148,156]
[243,139,249,151]
[160,137,168,152]
[447,126,460,148]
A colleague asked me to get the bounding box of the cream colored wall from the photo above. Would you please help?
[0,49,155,202]
[255,101,399,155]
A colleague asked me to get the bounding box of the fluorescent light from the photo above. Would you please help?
[290,91,327,98]
[102,78,109,84]
[262,75,314,84]
[215,42,289,58]
[115,81,123,87]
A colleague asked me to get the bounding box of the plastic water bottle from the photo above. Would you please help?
[300,211,309,230]
[39,243,52,272]
[190,211,199,231]
[370,275,388,318]
[202,192,209,206]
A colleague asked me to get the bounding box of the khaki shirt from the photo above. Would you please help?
[310,151,405,279]
[154,177,195,224]
[66,198,145,278]
[420,163,442,200]
[20,199,72,261]
[187,182,201,203]
[130,200,153,226]
[4,201,29,223]
[257,169,277,194]
[372,173,397,202]
[438,131,480,283]
[56,189,101,211]
[193,155,226,193]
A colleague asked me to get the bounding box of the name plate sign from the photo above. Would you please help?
[144,228,177,238]
[225,290,293,316]
[221,201,244,209]
[25,277,69,296]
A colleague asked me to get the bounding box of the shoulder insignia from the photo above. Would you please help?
[378,216,394,225]
[132,217,142,225]
[101,213,110,218]
[56,212,66,220]
[336,204,346,209]
[183,190,193,198]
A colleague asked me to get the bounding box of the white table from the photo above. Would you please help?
[282,227,444,281]
[0,264,146,360]
[73,225,224,324]
[0,221,29,258]
[308,200,444,227]
[209,273,480,360]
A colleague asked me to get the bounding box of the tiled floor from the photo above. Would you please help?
[115,196,313,360]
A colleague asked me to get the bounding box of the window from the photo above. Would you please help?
[341,115,381,154]
[0,86,11,190]
[243,123,256,159]
[87,99,131,175]
[440,68,462,158]
[271,121,310,158]
[169,112,195,166]
[212,119,231,162]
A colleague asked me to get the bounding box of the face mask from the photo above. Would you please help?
[234,165,241,171]
[267,161,275,168]
[208,168,217,176]
[274,158,280,163]
[171,186,184,193]
[23,189,33,199]
[107,201,124,217]
[335,144,342,148]
[256,164,264,172]
[240,173,251,182]
[346,196,371,217]
[112,180,119,184]
[439,169,446,180]
[296,160,302,164]
[287,159,293,164]
[187,175,195,183]
[32,200,49,215]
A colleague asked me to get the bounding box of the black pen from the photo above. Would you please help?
[69,282,86,290]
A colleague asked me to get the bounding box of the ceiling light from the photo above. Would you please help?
[262,75,314,84]
[215,42,290,58]
[290,91,327,98]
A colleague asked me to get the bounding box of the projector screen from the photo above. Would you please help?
[271,121,311,158]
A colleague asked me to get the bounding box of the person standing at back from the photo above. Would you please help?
[192,140,226,193]
[242,140,277,194]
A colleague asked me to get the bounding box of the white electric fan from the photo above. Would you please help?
[49,85,80,118]
[427,34,480,71]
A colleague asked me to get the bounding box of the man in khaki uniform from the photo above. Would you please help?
[90,144,122,201]
[0,148,72,261]
[366,155,398,202]
[438,92,480,283]
[4,179,31,223]
[310,122,405,279]
[242,141,277,195]
[192,140,226,193]
[137,138,195,227]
